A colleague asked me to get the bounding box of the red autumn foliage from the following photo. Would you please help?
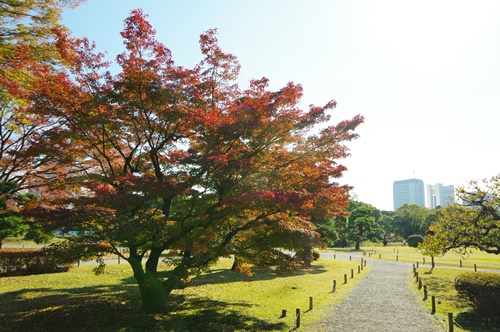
[21,9,363,313]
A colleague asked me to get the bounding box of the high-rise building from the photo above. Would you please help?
[393,178,425,210]
[426,183,455,209]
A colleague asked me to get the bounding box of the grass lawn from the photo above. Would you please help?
[333,244,500,332]
[334,244,500,271]
[412,267,500,332]
[0,257,365,332]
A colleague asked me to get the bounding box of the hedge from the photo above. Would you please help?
[455,272,500,317]
[0,248,74,276]
[406,235,424,248]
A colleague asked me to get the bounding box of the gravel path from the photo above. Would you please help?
[310,254,442,332]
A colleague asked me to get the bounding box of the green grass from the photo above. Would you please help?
[333,244,500,332]
[2,236,66,247]
[0,258,365,331]
[412,267,500,332]
[334,244,500,271]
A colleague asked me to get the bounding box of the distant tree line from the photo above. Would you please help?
[316,199,443,248]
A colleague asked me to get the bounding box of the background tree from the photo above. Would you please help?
[333,200,382,248]
[392,204,430,239]
[0,182,38,247]
[314,217,341,248]
[0,0,81,80]
[421,175,500,256]
[345,201,382,249]
[378,212,395,238]
[26,10,363,313]
[0,0,81,243]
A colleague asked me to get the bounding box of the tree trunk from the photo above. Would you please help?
[145,247,162,273]
[355,241,360,250]
[163,262,189,296]
[231,255,240,270]
[128,256,167,313]
[138,272,167,313]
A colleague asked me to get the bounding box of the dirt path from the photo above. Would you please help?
[309,253,442,332]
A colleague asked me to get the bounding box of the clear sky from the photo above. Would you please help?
[62,0,500,211]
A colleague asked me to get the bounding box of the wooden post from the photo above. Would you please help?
[309,296,313,310]
[413,264,416,273]
[349,255,352,261]
[418,278,422,290]
[379,254,381,259]
[281,309,287,317]
[423,285,428,300]
[448,313,454,332]
[460,260,462,268]
[344,274,347,284]
[474,264,477,272]
[358,265,360,274]
[364,260,366,267]
[396,255,398,261]
[332,280,337,292]
[416,261,419,269]
[415,272,419,282]
[296,308,301,328]
[351,269,354,278]
[431,296,436,315]
[334,254,336,259]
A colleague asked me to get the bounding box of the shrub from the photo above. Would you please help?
[455,272,500,317]
[312,249,320,260]
[406,235,424,247]
[0,248,75,276]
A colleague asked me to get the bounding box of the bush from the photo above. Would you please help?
[455,272,500,317]
[0,248,75,276]
[312,249,320,260]
[406,235,424,247]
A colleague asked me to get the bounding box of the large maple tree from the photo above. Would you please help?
[26,9,363,313]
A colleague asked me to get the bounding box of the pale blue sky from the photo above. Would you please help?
[63,0,500,211]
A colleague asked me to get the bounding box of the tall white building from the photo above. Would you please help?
[426,183,455,209]
[393,178,425,210]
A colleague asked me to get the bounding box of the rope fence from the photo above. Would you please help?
[357,247,496,272]
[280,257,367,329]
[413,267,469,332]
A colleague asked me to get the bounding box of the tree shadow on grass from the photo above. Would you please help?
[0,282,286,332]
[162,296,287,332]
[455,311,500,332]
[157,263,330,287]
